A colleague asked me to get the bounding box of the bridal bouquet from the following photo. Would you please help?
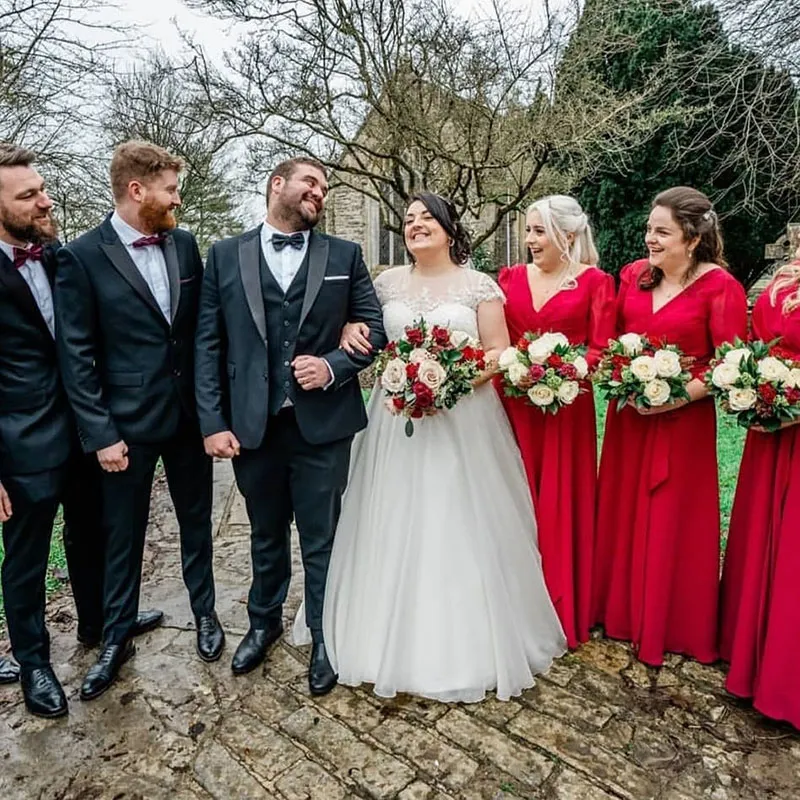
[498,331,589,413]
[593,333,692,411]
[705,338,800,431]
[376,319,486,436]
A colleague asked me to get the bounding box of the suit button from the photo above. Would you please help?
[284,360,290,366]
[173,369,181,377]
[171,338,179,346]
[283,320,290,327]
[284,381,290,387]
[263,373,268,380]
[283,301,289,308]
[283,341,290,347]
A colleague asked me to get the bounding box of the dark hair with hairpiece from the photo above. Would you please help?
[266,156,327,206]
[405,192,472,265]
[639,186,727,291]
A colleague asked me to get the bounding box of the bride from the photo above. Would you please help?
[296,193,565,702]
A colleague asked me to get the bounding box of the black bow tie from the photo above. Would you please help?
[271,232,305,252]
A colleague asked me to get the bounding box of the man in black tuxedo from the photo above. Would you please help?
[195,156,385,693]
[56,141,224,701]
[0,143,161,717]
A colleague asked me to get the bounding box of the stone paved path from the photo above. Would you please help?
[2,462,799,800]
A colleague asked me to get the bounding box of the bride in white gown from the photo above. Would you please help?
[296,193,565,702]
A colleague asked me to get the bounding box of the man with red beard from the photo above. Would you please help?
[55,141,224,701]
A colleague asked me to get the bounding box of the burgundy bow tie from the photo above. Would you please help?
[13,244,44,269]
[131,234,166,249]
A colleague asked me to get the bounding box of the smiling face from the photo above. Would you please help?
[404,200,450,261]
[0,164,57,245]
[269,163,328,230]
[525,209,566,272]
[645,204,698,271]
[135,168,181,233]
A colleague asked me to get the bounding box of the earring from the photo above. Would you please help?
[448,237,454,247]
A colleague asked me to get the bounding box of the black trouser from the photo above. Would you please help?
[232,408,351,642]
[100,421,215,645]
[1,454,105,669]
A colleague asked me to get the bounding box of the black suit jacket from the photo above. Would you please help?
[195,226,386,448]
[0,243,75,479]
[55,215,203,453]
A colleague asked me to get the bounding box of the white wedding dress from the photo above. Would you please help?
[295,265,566,702]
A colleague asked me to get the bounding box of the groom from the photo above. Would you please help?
[195,156,385,694]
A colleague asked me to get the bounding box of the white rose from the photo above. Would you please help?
[380,358,407,393]
[527,336,554,364]
[544,331,569,350]
[757,356,791,383]
[557,381,580,405]
[724,348,751,367]
[619,332,644,356]
[499,346,521,370]
[572,355,589,380]
[408,348,431,364]
[653,349,682,378]
[449,330,472,348]
[528,385,555,407]
[728,387,757,411]
[643,378,671,407]
[711,362,740,390]
[417,359,447,392]
[786,368,800,389]
[507,361,529,386]
[630,355,658,382]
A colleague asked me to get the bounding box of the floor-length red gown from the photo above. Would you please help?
[719,277,800,728]
[592,259,748,666]
[498,264,616,648]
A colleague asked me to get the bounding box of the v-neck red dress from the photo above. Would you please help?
[497,264,616,648]
[592,259,747,666]
[719,278,800,728]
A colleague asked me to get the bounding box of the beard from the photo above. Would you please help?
[276,191,323,230]
[139,196,178,234]
[0,204,58,245]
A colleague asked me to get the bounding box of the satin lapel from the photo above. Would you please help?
[238,229,267,344]
[99,239,167,326]
[162,234,181,324]
[299,231,329,330]
[0,250,54,340]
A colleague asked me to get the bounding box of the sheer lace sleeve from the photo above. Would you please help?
[372,266,407,306]
[469,270,505,306]
[586,270,617,368]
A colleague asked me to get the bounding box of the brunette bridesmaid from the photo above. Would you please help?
[498,195,615,648]
[719,251,800,729]
[592,187,747,666]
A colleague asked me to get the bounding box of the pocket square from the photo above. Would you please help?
[323,275,350,282]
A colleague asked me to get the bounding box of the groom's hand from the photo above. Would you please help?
[292,355,333,390]
[204,431,241,459]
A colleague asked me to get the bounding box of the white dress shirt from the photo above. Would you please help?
[260,221,310,293]
[110,211,172,321]
[0,239,55,337]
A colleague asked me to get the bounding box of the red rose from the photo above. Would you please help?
[476,358,486,371]
[758,383,778,404]
[612,367,623,382]
[406,363,419,379]
[431,326,450,346]
[462,346,476,361]
[406,327,425,346]
[529,364,546,382]
[611,355,628,368]
[546,354,563,368]
[558,363,578,380]
[410,408,424,419]
[785,387,800,404]
[385,341,397,354]
[412,381,435,408]
[392,396,406,410]
[517,337,528,350]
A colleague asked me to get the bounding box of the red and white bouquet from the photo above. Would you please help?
[705,338,800,431]
[593,332,692,411]
[498,331,589,413]
[375,319,486,436]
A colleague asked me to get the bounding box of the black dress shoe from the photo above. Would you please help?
[196,612,225,662]
[308,642,337,696]
[80,641,135,701]
[21,666,68,718]
[77,609,164,648]
[231,625,283,675]
[0,656,20,685]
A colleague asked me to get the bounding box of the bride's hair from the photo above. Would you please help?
[406,193,472,266]
[527,195,598,290]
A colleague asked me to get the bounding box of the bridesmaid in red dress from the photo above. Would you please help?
[498,195,615,648]
[592,186,747,666]
[719,254,800,729]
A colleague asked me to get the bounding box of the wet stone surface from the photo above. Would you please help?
[1,461,799,799]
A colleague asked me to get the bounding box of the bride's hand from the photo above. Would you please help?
[340,322,372,355]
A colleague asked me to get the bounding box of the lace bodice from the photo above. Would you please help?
[374,266,504,341]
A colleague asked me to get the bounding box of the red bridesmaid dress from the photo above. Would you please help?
[719,277,800,729]
[498,264,616,648]
[592,259,747,666]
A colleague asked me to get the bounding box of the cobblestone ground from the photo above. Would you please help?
[1,461,799,800]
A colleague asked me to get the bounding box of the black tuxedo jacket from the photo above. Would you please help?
[0,243,75,479]
[195,226,386,448]
[55,215,203,453]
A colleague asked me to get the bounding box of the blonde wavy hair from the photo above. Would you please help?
[769,258,800,314]
[526,195,599,290]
